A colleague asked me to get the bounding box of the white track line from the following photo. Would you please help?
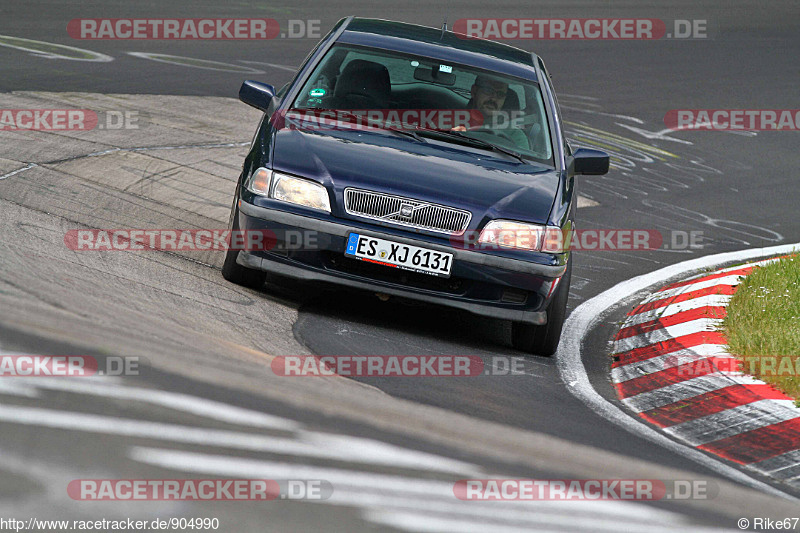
[556,242,800,500]
[0,404,477,474]
[0,376,298,431]
[130,447,704,532]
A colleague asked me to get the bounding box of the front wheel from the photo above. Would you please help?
[221,201,267,289]
[511,260,572,356]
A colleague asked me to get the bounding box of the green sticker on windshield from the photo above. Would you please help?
[309,88,326,97]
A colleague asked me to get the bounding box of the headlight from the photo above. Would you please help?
[247,168,331,213]
[478,220,565,252]
[272,173,331,212]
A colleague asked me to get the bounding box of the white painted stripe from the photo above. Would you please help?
[129,446,476,499]
[773,400,800,410]
[130,446,689,530]
[621,373,764,413]
[127,52,265,73]
[0,404,477,474]
[613,318,722,354]
[0,163,37,181]
[612,347,735,383]
[663,400,800,446]
[0,34,114,62]
[636,275,744,305]
[1,377,297,430]
[0,380,40,398]
[0,352,43,397]
[295,431,483,475]
[623,295,732,326]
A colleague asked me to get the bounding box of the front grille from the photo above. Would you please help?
[344,188,471,235]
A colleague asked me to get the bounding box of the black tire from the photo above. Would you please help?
[511,260,572,356]
[221,201,267,289]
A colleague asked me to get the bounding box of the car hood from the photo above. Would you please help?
[271,127,560,226]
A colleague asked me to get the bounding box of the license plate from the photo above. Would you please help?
[345,233,453,278]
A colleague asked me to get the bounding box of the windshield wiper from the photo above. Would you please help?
[413,127,528,164]
[381,121,427,142]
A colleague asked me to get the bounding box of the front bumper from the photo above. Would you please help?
[238,201,567,325]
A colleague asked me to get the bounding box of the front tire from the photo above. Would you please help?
[221,201,267,289]
[511,260,572,356]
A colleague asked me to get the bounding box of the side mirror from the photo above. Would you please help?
[573,148,610,175]
[239,80,276,112]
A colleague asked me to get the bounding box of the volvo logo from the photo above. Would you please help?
[399,203,414,218]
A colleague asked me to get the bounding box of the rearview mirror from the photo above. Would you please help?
[573,148,610,175]
[413,65,456,86]
[239,80,276,112]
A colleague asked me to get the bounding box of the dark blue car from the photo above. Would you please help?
[223,17,609,355]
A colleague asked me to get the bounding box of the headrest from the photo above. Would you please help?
[334,59,391,105]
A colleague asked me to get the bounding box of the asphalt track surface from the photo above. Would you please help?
[0,1,799,531]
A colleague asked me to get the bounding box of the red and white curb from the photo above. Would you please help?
[612,258,800,488]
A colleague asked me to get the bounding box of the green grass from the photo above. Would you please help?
[724,254,800,403]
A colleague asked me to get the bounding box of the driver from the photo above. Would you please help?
[453,75,529,150]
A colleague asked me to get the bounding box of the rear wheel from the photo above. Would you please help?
[221,201,267,289]
[511,260,572,356]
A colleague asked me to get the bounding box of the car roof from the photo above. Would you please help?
[337,18,540,82]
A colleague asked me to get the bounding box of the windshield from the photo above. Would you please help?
[290,44,554,166]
